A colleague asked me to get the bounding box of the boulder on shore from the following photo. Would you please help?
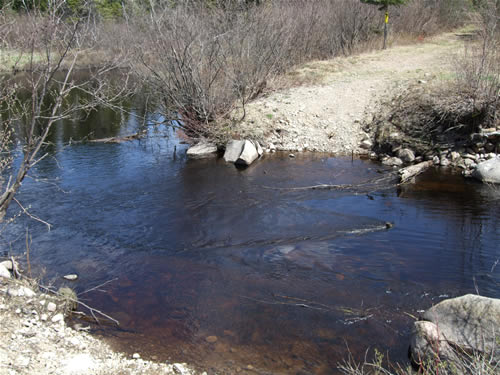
[186,141,218,159]
[382,157,403,167]
[472,157,500,184]
[223,140,245,163]
[236,140,259,166]
[410,294,500,366]
[396,148,415,163]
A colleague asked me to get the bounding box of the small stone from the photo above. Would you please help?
[440,157,450,167]
[132,353,141,359]
[0,264,11,279]
[47,302,57,312]
[51,313,64,323]
[7,288,18,297]
[41,314,48,321]
[205,335,218,343]
[247,365,254,370]
[15,308,21,314]
[432,156,440,165]
[382,157,403,167]
[69,337,80,346]
[172,363,189,374]
[450,151,461,162]
[19,287,35,298]
[63,274,78,281]
[289,153,295,158]
[17,355,30,367]
[360,139,373,150]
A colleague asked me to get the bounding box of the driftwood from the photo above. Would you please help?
[88,131,145,144]
[398,161,433,183]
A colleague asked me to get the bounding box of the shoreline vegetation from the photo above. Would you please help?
[1,0,499,374]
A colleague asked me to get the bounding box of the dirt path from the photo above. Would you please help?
[234,33,463,154]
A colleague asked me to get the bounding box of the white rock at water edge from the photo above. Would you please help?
[63,274,78,281]
[186,141,218,159]
[0,264,11,279]
[236,140,259,166]
[0,260,13,270]
[223,140,245,163]
[472,156,500,184]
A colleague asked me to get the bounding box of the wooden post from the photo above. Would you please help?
[383,7,389,50]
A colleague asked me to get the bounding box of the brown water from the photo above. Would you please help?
[4,106,500,374]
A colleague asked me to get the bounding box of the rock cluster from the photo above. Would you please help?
[223,139,264,166]
[363,129,500,183]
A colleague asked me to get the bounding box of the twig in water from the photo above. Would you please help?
[78,278,118,296]
[39,284,119,326]
[491,259,499,273]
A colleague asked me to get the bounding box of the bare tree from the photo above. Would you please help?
[0,0,129,223]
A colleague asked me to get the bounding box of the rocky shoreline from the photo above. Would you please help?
[0,262,200,375]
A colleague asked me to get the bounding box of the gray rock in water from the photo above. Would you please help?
[0,264,11,279]
[186,141,218,159]
[223,140,245,163]
[382,157,403,167]
[396,148,415,163]
[236,140,259,166]
[472,157,500,184]
[410,294,500,365]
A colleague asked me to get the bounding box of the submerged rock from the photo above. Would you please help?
[472,157,500,184]
[410,294,500,366]
[186,141,218,159]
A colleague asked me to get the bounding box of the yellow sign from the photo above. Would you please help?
[385,12,389,24]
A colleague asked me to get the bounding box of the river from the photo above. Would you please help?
[4,100,500,374]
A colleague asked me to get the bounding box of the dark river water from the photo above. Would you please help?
[4,102,500,374]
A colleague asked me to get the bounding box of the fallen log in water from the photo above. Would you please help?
[399,161,433,183]
[89,131,145,144]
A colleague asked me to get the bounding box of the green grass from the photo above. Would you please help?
[0,49,44,71]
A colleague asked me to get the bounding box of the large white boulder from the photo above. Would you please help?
[472,156,500,184]
[236,140,259,166]
[223,140,245,163]
[410,294,500,365]
[186,141,218,159]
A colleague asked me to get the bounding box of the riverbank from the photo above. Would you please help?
[0,267,200,375]
[228,32,465,154]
